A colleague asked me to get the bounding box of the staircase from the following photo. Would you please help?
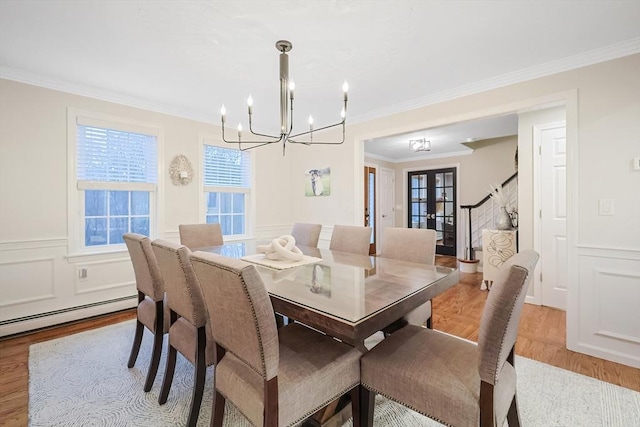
[461,173,518,260]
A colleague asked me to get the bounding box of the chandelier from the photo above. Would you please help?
[409,138,431,152]
[220,40,349,156]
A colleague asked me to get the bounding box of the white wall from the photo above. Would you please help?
[0,80,292,335]
[288,127,361,245]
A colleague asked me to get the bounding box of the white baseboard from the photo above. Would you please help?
[0,296,137,337]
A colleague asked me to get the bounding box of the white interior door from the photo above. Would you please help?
[535,121,567,310]
[378,168,395,245]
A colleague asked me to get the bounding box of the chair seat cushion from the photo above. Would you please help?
[361,325,516,427]
[137,297,170,334]
[168,317,215,366]
[216,323,361,427]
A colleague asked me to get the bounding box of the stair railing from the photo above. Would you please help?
[460,172,518,260]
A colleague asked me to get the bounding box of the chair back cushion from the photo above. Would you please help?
[190,251,279,380]
[478,249,539,384]
[123,233,164,301]
[291,223,322,247]
[329,225,372,255]
[151,239,208,328]
[379,227,436,265]
[179,223,224,249]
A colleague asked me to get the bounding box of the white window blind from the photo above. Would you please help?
[77,125,157,183]
[203,145,250,188]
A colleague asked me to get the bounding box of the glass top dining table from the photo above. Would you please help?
[195,241,459,348]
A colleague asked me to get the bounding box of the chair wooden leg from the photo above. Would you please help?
[186,326,207,427]
[479,381,495,427]
[143,329,163,392]
[263,377,279,427]
[158,344,177,404]
[210,390,226,427]
[350,385,361,427]
[211,343,226,427]
[127,320,144,368]
[507,394,521,427]
[360,385,375,427]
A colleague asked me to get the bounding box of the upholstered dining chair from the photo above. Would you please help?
[189,251,363,427]
[329,224,372,255]
[290,222,322,247]
[179,223,223,250]
[360,250,539,427]
[151,239,215,427]
[123,233,169,392]
[379,227,437,329]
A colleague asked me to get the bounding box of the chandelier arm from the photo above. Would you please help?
[288,99,295,135]
[289,123,346,145]
[289,98,347,139]
[222,122,282,144]
[289,119,345,139]
[232,140,282,152]
[248,115,282,140]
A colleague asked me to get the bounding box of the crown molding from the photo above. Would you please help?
[1,38,638,127]
[351,38,640,124]
[0,66,214,125]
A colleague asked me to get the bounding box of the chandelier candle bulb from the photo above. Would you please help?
[237,123,242,139]
[341,108,346,119]
[289,80,295,99]
[343,81,349,101]
[220,105,226,123]
[247,95,253,114]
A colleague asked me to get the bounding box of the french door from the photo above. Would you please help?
[408,168,457,256]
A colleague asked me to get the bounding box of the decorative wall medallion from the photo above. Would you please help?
[169,155,193,186]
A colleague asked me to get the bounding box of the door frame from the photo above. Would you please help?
[378,166,396,254]
[402,163,462,258]
[364,165,377,254]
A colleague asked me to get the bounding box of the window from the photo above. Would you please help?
[203,144,251,238]
[75,116,158,250]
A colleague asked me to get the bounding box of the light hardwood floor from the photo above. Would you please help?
[0,256,638,427]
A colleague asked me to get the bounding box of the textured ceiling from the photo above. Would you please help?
[1,1,639,156]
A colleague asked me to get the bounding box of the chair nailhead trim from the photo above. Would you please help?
[490,265,528,384]
[287,382,360,427]
[361,382,455,427]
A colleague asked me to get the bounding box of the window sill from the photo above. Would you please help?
[224,235,255,242]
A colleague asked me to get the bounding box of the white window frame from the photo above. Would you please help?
[200,137,254,240]
[67,109,164,257]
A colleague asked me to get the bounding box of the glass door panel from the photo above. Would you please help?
[407,168,456,256]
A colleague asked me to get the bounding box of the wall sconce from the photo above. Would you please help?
[410,138,431,152]
[169,154,194,186]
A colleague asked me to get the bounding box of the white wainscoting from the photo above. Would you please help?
[0,238,137,337]
[570,245,640,368]
[254,224,293,240]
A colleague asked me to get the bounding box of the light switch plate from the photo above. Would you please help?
[599,199,614,216]
[634,157,640,171]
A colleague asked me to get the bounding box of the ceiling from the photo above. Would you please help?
[1,1,639,157]
[364,113,519,162]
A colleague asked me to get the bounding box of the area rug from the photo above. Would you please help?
[29,320,639,426]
